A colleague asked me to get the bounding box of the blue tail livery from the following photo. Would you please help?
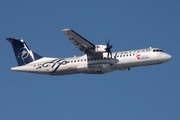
[6,38,42,66]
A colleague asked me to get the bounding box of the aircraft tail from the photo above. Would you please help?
[6,38,42,66]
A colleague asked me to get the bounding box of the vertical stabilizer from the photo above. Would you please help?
[6,38,42,66]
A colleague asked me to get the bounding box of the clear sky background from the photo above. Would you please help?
[0,0,180,120]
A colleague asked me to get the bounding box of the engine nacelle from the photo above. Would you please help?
[95,45,107,53]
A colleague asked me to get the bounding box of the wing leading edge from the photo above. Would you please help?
[62,29,96,54]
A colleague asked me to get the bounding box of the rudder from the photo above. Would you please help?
[6,38,42,66]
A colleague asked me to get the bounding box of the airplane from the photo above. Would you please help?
[6,29,172,76]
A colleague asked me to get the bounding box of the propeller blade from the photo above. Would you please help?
[105,39,113,58]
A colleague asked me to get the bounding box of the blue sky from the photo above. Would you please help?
[0,0,180,120]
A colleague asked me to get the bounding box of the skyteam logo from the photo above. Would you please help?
[17,48,29,59]
[136,54,150,60]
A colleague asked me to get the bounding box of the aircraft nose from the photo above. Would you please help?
[165,54,172,60]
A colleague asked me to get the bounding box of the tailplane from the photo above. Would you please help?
[6,38,42,66]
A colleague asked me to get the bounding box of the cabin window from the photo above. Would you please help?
[74,60,76,62]
[123,55,125,57]
[71,61,73,63]
[84,59,86,61]
[78,60,79,62]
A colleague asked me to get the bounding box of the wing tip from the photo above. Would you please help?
[62,28,71,32]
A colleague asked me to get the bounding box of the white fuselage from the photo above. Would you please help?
[11,48,172,76]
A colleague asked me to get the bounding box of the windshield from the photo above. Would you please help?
[153,49,164,52]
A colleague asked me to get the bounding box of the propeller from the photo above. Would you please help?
[105,39,113,58]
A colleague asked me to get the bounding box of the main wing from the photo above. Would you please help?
[62,29,96,54]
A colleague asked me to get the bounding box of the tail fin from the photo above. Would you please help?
[6,38,42,66]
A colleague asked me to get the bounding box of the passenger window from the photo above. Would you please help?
[74,60,76,62]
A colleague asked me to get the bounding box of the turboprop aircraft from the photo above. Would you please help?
[6,29,172,76]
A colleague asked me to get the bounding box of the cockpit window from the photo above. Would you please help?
[153,49,164,52]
